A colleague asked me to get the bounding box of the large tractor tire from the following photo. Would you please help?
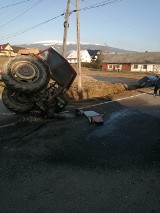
[2,87,34,113]
[2,55,50,93]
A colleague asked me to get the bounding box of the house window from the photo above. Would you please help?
[115,64,120,68]
[134,65,138,69]
[109,65,113,69]
[143,64,147,69]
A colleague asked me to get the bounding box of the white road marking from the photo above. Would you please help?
[0,112,15,115]
[79,93,150,109]
[0,123,15,129]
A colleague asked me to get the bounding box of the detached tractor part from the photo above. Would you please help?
[2,47,77,117]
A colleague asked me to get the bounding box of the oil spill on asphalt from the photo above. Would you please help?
[86,108,136,140]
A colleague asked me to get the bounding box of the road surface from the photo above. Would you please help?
[0,88,160,213]
[90,75,138,85]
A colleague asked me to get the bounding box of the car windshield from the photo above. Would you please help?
[147,75,158,81]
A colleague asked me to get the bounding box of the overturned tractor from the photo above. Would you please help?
[1,47,77,117]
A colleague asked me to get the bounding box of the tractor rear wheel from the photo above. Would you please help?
[2,87,34,113]
[2,55,50,93]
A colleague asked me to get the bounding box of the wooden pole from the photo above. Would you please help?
[76,0,82,91]
[62,0,71,58]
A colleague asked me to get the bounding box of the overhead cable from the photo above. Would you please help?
[0,0,120,41]
[0,0,44,29]
[79,0,122,11]
[0,0,33,10]
[0,13,65,41]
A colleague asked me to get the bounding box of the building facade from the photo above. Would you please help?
[67,49,100,64]
[0,43,39,57]
[0,43,16,57]
[102,52,160,73]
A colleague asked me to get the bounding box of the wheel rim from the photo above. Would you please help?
[11,61,39,81]
[10,91,31,106]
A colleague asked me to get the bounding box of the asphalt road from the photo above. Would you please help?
[90,75,138,85]
[0,89,160,213]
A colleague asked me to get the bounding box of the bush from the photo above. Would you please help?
[81,60,102,70]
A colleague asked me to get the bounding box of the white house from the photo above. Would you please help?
[67,50,92,63]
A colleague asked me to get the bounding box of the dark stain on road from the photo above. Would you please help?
[1,98,160,212]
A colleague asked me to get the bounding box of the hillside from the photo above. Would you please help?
[16,40,135,54]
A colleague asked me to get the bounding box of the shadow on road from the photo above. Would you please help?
[1,93,160,213]
[136,89,154,96]
[0,97,160,172]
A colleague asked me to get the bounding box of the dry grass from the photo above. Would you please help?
[67,73,128,101]
[0,57,9,70]
[67,64,149,100]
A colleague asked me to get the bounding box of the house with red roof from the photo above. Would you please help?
[102,52,160,73]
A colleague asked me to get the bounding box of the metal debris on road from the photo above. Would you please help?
[76,109,104,124]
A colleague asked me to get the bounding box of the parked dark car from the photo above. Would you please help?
[137,75,159,88]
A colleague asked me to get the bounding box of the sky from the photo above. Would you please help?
[0,0,160,52]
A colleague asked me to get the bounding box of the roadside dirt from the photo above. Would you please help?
[0,60,152,101]
[66,67,151,101]
[67,75,127,101]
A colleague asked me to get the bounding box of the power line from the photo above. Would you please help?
[0,13,65,41]
[0,0,34,10]
[79,0,123,11]
[0,0,121,41]
[69,0,122,16]
[82,0,160,46]
[71,0,121,11]
[0,0,44,29]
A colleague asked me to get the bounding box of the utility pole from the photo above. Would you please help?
[76,0,82,92]
[62,0,71,58]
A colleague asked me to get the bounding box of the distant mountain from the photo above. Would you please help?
[17,40,134,54]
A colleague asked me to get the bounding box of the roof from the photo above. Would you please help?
[67,50,90,59]
[67,50,77,59]
[0,43,39,54]
[103,52,160,64]
[87,49,100,58]
[0,43,11,51]
[18,48,39,55]
[12,46,24,53]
